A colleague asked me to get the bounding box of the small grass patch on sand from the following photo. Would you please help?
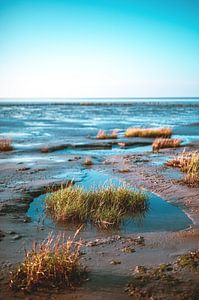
[166,151,199,186]
[96,129,119,139]
[0,138,13,151]
[46,185,148,229]
[152,138,181,152]
[10,230,87,292]
[125,127,172,138]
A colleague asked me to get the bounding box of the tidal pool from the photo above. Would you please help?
[27,170,192,235]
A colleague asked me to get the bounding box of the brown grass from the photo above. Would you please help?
[125,127,172,138]
[41,147,49,153]
[10,229,87,292]
[166,151,192,169]
[96,129,119,139]
[166,151,199,186]
[83,157,93,166]
[152,138,181,152]
[0,139,13,151]
[184,153,199,186]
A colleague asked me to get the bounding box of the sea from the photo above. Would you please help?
[0,98,199,152]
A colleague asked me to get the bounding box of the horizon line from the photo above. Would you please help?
[0,97,199,100]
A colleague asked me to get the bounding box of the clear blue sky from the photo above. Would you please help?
[0,0,199,98]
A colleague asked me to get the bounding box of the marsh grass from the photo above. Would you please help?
[166,151,199,186]
[0,138,13,151]
[46,185,148,229]
[96,129,119,139]
[184,153,199,186]
[83,157,93,166]
[10,229,87,292]
[152,138,181,152]
[125,127,172,138]
[166,151,192,169]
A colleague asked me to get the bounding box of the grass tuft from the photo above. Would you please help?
[46,185,148,229]
[125,127,172,138]
[83,157,93,166]
[0,139,13,151]
[166,151,199,186]
[96,129,119,139]
[152,138,181,152]
[10,230,87,292]
[184,153,199,186]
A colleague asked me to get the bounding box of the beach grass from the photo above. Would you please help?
[83,157,93,166]
[46,185,148,229]
[166,151,199,186]
[152,138,181,152]
[10,230,86,292]
[0,139,13,151]
[166,151,192,170]
[125,127,172,138]
[184,153,199,186]
[96,129,119,139]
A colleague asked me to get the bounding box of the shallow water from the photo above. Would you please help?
[0,100,199,150]
[27,169,192,236]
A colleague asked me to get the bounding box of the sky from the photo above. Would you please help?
[0,0,199,98]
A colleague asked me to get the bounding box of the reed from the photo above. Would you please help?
[125,127,172,138]
[96,129,119,139]
[10,229,86,291]
[0,139,13,151]
[152,138,181,152]
[46,185,148,229]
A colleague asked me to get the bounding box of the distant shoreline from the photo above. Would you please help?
[0,97,199,106]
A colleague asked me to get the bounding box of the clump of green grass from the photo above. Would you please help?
[125,127,172,138]
[166,151,199,186]
[10,230,87,292]
[96,129,119,139]
[0,138,13,151]
[152,138,181,152]
[46,185,148,229]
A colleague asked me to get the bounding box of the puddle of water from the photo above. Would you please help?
[56,145,152,157]
[27,170,192,236]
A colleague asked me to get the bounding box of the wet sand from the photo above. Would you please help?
[0,142,199,299]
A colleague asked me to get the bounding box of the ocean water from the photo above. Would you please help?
[0,98,198,151]
[1,99,196,233]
